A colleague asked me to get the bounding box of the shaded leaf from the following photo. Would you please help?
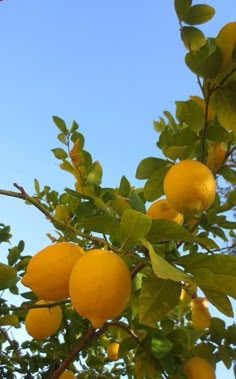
[214,87,236,132]
[0,315,19,328]
[0,263,17,290]
[139,274,181,326]
[136,157,168,180]
[144,165,170,201]
[51,148,68,160]
[76,215,120,236]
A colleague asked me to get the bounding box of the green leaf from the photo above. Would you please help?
[142,240,192,283]
[52,116,68,134]
[146,334,173,359]
[146,219,218,249]
[120,209,152,250]
[0,314,19,328]
[7,247,21,266]
[70,120,79,133]
[185,38,222,78]
[205,120,231,142]
[76,215,120,236]
[201,289,233,317]
[34,178,40,194]
[217,345,232,369]
[144,165,170,201]
[139,274,181,326]
[176,100,205,132]
[183,4,215,25]
[0,263,17,290]
[136,157,168,180]
[181,26,206,51]
[119,337,137,357]
[218,166,236,184]
[0,224,12,243]
[87,161,103,185]
[194,267,236,303]
[119,175,131,197]
[174,0,192,21]
[214,87,236,132]
[129,190,146,214]
[51,148,68,160]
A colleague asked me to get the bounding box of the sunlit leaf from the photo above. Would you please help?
[52,116,68,134]
[183,4,215,25]
[174,0,192,21]
[0,314,19,328]
[176,100,205,132]
[181,26,206,51]
[216,22,236,71]
[142,239,192,283]
[120,209,151,250]
[185,38,222,78]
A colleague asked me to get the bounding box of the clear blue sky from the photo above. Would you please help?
[0,1,235,378]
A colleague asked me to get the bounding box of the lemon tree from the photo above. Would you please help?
[0,1,236,379]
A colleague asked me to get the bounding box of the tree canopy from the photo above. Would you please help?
[0,1,236,378]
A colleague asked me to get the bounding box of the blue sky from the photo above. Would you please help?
[0,1,235,377]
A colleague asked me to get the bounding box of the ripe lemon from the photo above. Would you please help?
[69,249,132,328]
[59,370,75,379]
[22,242,84,301]
[25,300,62,339]
[206,141,227,172]
[163,160,216,216]
[183,356,216,379]
[191,297,211,330]
[107,342,120,361]
[146,198,184,225]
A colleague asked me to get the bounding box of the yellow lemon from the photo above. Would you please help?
[107,342,120,361]
[184,357,216,379]
[69,249,132,328]
[22,242,84,301]
[59,370,76,379]
[163,160,216,216]
[191,297,211,330]
[25,300,62,339]
[146,198,184,224]
[206,141,227,172]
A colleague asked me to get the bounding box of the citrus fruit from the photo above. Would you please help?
[206,141,227,172]
[163,160,216,216]
[59,370,75,379]
[191,297,211,330]
[25,300,62,339]
[21,242,84,301]
[183,356,216,379]
[107,342,120,361]
[69,249,132,328]
[146,198,184,225]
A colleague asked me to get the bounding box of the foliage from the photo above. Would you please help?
[0,1,236,378]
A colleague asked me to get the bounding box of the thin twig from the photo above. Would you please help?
[0,327,34,379]
[0,184,105,246]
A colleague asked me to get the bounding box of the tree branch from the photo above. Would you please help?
[0,184,105,246]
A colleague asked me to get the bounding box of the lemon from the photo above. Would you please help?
[184,357,216,379]
[69,249,132,328]
[21,242,84,301]
[59,370,76,379]
[191,297,211,330]
[163,160,216,216]
[206,141,227,172]
[107,342,120,361]
[146,198,184,224]
[25,300,62,339]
